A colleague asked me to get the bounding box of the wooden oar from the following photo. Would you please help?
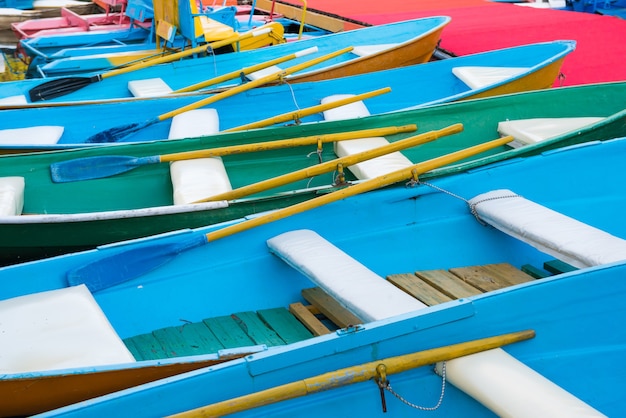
[194,124,464,203]
[27,27,275,102]
[84,46,355,144]
[50,124,418,182]
[172,47,319,94]
[67,135,513,293]
[169,329,536,418]
[224,87,392,132]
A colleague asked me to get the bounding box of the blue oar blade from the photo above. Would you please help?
[50,155,160,183]
[85,118,156,143]
[68,234,208,293]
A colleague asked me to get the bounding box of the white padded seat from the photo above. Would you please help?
[321,94,413,179]
[0,284,135,374]
[0,126,64,145]
[0,95,28,105]
[268,228,604,417]
[452,66,529,89]
[351,43,398,57]
[469,189,626,268]
[0,176,24,216]
[128,78,174,97]
[498,117,605,148]
[246,65,283,81]
[168,108,219,140]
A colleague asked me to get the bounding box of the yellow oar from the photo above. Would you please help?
[195,124,464,203]
[51,124,418,182]
[224,87,392,132]
[68,134,513,292]
[170,330,536,417]
[28,26,278,102]
[173,47,320,94]
[85,46,355,143]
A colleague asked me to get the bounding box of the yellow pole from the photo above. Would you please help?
[224,87,392,132]
[170,329,535,417]
[158,124,417,162]
[195,123,463,203]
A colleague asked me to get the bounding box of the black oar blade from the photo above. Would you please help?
[50,155,159,183]
[67,234,208,293]
[86,121,146,143]
[28,75,102,102]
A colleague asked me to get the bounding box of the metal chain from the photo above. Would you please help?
[417,181,470,204]
[379,362,447,411]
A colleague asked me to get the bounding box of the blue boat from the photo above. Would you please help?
[0,40,575,150]
[1,134,626,416]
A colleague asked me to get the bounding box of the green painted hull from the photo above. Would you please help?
[1,81,624,265]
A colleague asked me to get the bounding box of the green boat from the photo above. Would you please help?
[0,81,624,265]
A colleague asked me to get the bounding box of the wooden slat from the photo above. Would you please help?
[122,337,144,361]
[414,269,483,299]
[481,263,536,286]
[203,316,256,349]
[386,273,452,306]
[231,311,286,347]
[289,302,332,336]
[449,263,531,292]
[521,264,551,279]
[123,333,169,361]
[544,259,578,275]
[258,307,314,344]
[302,287,363,329]
[152,322,224,358]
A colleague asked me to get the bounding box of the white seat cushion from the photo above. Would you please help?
[351,43,398,57]
[452,66,529,89]
[0,126,64,145]
[0,284,135,374]
[334,136,413,179]
[246,65,283,81]
[168,109,220,140]
[0,176,24,216]
[128,78,174,97]
[0,95,28,105]
[170,158,232,205]
[469,189,626,268]
[498,117,605,148]
[321,94,371,121]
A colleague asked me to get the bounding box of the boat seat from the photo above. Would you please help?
[168,109,232,205]
[320,94,413,179]
[0,284,135,374]
[452,66,529,89]
[127,78,174,97]
[498,117,605,148]
[0,176,24,216]
[469,189,626,268]
[0,95,28,105]
[351,43,399,57]
[267,229,604,417]
[245,65,283,81]
[0,126,64,145]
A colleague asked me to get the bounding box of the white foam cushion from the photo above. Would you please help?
[334,136,413,179]
[498,117,605,148]
[321,94,371,121]
[168,109,220,140]
[267,229,426,321]
[170,157,232,205]
[0,177,24,216]
[0,284,135,374]
[0,95,28,105]
[0,126,64,145]
[246,65,283,81]
[469,189,626,268]
[436,348,606,418]
[128,78,174,97]
[452,66,529,89]
[351,43,398,57]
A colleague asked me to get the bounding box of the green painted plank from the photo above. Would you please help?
[521,264,551,279]
[122,337,144,361]
[153,322,224,358]
[258,307,314,344]
[231,311,285,347]
[123,333,169,361]
[203,315,255,349]
[544,259,577,275]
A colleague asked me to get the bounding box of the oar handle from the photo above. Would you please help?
[100,27,274,80]
[159,124,418,162]
[156,46,355,123]
[169,330,535,417]
[224,87,392,132]
[197,123,463,203]
[204,135,513,242]
[173,47,320,94]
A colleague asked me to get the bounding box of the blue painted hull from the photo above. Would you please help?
[2,136,626,416]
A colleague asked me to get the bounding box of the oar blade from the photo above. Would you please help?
[28,75,100,102]
[85,120,149,143]
[68,234,208,292]
[50,155,158,183]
